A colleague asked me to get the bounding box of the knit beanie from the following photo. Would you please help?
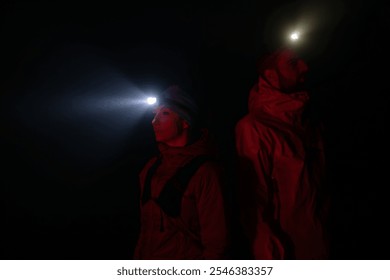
[160,85,199,126]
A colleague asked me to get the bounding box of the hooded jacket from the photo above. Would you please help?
[235,77,329,259]
[134,129,228,259]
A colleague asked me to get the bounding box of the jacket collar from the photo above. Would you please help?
[248,77,309,127]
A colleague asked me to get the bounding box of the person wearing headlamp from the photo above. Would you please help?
[134,85,228,259]
[235,47,330,259]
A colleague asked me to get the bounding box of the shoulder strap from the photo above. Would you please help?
[173,155,212,192]
[156,154,211,217]
[141,154,211,217]
[141,156,162,205]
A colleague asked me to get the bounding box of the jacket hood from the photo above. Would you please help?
[248,77,310,126]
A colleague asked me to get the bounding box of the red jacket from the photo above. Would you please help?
[235,78,329,259]
[134,130,228,259]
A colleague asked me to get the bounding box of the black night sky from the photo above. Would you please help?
[1,0,389,260]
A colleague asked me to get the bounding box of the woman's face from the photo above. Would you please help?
[151,106,188,146]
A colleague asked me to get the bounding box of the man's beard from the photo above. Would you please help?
[279,75,306,94]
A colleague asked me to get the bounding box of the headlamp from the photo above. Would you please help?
[290,31,300,41]
[146,97,157,105]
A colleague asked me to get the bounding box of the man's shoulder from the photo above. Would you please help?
[235,114,253,129]
[235,113,272,133]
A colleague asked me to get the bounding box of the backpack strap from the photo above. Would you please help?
[156,155,211,217]
[141,154,211,217]
[141,156,162,205]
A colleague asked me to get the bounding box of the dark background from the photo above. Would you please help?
[1,0,389,259]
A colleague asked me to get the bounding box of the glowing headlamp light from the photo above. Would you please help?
[146,97,157,105]
[290,31,300,41]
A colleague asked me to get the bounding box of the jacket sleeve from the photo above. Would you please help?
[235,117,284,259]
[195,163,228,259]
[133,158,155,260]
[133,171,145,259]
